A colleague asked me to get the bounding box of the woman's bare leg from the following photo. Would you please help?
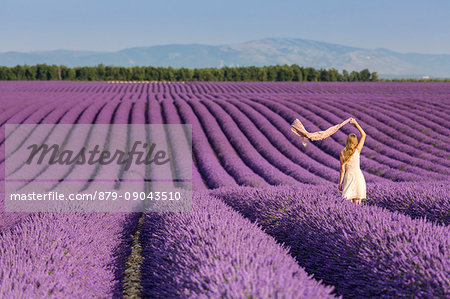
[351,198,361,204]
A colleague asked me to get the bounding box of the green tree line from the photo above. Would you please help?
[0,64,381,81]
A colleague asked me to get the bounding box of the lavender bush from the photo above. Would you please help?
[211,184,450,298]
[139,191,336,298]
[366,180,450,225]
[0,212,140,298]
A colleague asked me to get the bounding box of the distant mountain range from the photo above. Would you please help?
[1,38,449,78]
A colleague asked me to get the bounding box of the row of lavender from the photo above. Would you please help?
[3,80,450,98]
[211,184,449,298]
[0,210,140,297]
[138,192,336,298]
[366,180,449,225]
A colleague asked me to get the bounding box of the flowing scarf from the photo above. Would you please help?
[291,117,353,147]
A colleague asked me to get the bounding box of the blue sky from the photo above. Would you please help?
[1,0,449,54]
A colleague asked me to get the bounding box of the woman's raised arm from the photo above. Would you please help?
[351,119,366,153]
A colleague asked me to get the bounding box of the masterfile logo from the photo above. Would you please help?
[4,124,192,212]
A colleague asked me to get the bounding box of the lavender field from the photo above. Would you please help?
[0,81,449,298]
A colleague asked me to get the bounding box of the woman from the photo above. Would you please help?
[338,118,366,204]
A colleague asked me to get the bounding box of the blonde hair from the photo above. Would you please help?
[341,133,358,165]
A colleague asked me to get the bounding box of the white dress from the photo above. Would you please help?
[342,148,366,200]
